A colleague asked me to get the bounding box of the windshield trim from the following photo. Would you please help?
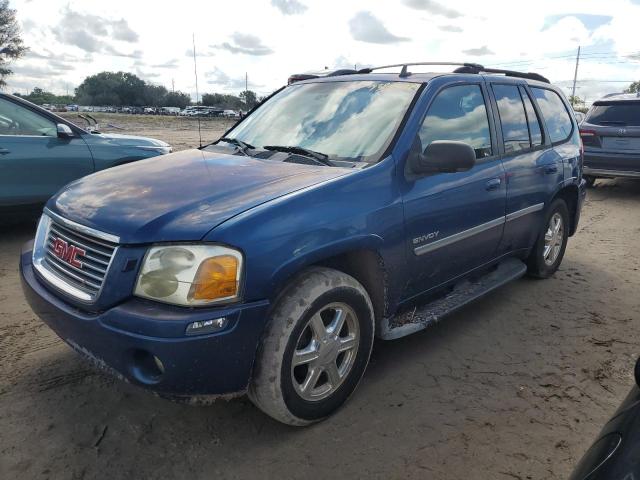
[221,80,424,164]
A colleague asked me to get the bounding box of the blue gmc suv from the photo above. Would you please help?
[20,62,586,425]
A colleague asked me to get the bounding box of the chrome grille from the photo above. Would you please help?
[33,212,119,302]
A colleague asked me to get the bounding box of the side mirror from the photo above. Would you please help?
[56,123,75,139]
[409,140,476,176]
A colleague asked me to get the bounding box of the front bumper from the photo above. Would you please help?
[20,241,270,397]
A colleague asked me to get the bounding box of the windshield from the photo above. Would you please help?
[587,102,640,126]
[227,80,420,162]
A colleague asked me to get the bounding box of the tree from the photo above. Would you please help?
[163,91,191,109]
[201,92,244,110]
[568,95,585,108]
[75,71,148,106]
[624,81,640,94]
[0,0,27,88]
[239,90,258,109]
[143,84,168,107]
[17,87,74,105]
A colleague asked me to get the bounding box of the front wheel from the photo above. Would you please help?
[527,199,570,278]
[249,267,375,426]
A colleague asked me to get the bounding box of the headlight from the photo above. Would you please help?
[134,245,242,306]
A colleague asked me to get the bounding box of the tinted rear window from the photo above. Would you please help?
[586,102,640,126]
[531,87,573,143]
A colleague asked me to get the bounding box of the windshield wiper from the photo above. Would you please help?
[218,137,254,155]
[597,120,627,125]
[263,145,333,166]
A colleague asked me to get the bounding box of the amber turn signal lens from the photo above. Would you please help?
[189,255,239,301]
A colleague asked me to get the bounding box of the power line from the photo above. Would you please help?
[488,50,640,68]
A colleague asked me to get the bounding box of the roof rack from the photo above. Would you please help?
[356,62,550,83]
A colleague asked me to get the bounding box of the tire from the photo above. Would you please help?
[527,199,570,278]
[584,175,597,187]
[248,267,375,426]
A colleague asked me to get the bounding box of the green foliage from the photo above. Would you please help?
[75,71,146,106]
[201,92,245,110]
[568,95,585,107]
[75,71,192,108]
[163,91,191,109]
[0,0,28,88]
[239,90,258,108]
[16,87,74,105]
[624,81,640,94]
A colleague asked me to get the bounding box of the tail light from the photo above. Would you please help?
[579,129,596,138]
[579,128,598,148]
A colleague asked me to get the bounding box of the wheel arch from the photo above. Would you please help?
[269,237,389,332]
[549,183,580,236]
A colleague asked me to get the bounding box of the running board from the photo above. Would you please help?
[380,258,527,340]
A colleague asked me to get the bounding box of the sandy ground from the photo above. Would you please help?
[1,124,639,479]
[60,113,237,152]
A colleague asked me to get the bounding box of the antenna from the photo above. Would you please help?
[192,33,202,148]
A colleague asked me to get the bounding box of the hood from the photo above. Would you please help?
[49,149,350,244]
[83,132,171,150]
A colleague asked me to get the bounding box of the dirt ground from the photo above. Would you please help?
[1,121,639,478]
[61,112,237,151]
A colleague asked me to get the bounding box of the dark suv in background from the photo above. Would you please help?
[580,92,640,186]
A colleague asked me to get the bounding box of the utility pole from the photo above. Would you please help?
[571,46,581,106]
[172,78,175,93]
[245,72,248,92]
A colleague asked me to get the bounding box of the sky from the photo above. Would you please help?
[7,0,640,105]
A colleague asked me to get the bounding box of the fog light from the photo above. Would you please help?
[185,317,228,335]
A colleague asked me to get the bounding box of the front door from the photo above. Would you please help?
[0,97,94,208]
[401,82,506,300]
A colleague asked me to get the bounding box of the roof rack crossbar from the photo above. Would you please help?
[356,61,549,83]
[358,62,483,75]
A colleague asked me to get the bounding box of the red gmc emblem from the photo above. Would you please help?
[52,238,85,268]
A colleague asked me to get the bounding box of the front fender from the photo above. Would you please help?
[269,234,385,295]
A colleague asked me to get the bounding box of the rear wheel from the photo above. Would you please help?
[584,175,597,187]
[248,267,375,426]
[527,199,569,278]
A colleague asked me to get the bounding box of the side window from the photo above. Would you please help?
[530,87,573,143]
[492,84,530,153]
[0,98,57,137]
[520,87,543,147]
[418,84,492,159]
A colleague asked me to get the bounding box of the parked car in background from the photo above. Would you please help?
[161,106,181,115]
[20,62,585,425]
[570,356,640,479]
[580,92,640,186]
[0,93,172,216]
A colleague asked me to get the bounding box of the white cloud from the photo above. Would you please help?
[5,0,640,103]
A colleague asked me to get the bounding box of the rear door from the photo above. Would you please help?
[0,97,94,208]
[401,81,506,299]
[490,82,564,254]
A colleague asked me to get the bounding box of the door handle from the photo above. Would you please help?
[544,165,558,174]
[485,178,501,191]
[0,148,10,155]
